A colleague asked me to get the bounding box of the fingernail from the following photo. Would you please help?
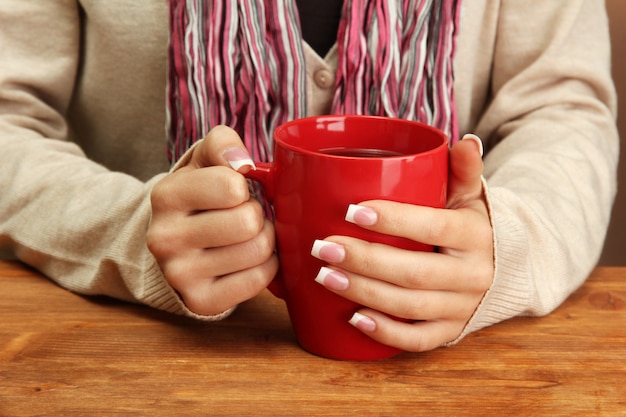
[315,267,349,291]
[311,240,346,263]
[223,147,256,171]
[462,133,484,157]
[349,312,376,332]
[345,204,378,226]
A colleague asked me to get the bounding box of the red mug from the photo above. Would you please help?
[246,115,448,360]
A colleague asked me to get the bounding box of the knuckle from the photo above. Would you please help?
[355,241,379,272]
[404,325,442,353]
[236,202,265,238]
[473,262,495,292]
[146,216,189,259]
[400,298,427,321]
[233,256,279,300]
[467,249,495,292]
[222,170,250,204]
[360,282,381,306]
[422,214,451,242]
[247,226,276,261]
[260,223,277,253]
[161,258,195,290]
[410,332,434,353]
[244,261,278,292]
[150,178,175,211]
[403,263,428,289]
[146,223,173,258]
[206,124,234,139]
[474,222,494,251]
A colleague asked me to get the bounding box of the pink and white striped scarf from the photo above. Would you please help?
[166,0,462,164]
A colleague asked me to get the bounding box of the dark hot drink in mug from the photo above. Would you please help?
[245,115,448,360]
[318,147,404,157]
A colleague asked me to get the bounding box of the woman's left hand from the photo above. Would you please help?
[312,135,494,352]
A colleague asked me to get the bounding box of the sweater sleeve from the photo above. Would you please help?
[454,0,619,340]
[0,1,229,321]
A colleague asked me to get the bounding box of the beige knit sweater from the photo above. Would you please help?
[0,0,619,341]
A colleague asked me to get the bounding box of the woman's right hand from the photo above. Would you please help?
[146,126,278,316]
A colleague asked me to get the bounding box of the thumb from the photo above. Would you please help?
[447,133,484,209]
[188,125,256,172]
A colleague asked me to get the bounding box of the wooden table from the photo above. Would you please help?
[0,260,624,416]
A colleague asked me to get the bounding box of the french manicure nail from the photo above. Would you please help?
[462,133,484,157]
[311,240,346,263]
[345,204,378,226]
[315,267,349,291]
[349,312,376,332]
[223,147,256,171]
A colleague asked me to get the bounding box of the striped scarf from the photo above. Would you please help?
[167,0,462,164]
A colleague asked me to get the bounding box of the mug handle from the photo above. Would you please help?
[243,163,286,300]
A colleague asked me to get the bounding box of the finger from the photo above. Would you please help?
[179,254,279,316]
[151,165,250,212]
[341,201,491,251]
[312,238,489,292]
[447,134,484,209]
[185,199,265,248]
[188,125,255,172]
[350,309,464,352]
[149,199,265,255]
[314,266,480,320]
[164,219,276,289]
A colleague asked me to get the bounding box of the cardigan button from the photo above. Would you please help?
[313,69,335,89]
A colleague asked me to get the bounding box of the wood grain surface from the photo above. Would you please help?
[0,260,624,416]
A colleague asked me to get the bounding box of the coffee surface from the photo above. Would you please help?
[318,147,404,157]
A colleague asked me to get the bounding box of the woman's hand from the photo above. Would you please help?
[147,126,278,316]
[312,135,494,352]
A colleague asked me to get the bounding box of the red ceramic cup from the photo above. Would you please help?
[246,115,448,360]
